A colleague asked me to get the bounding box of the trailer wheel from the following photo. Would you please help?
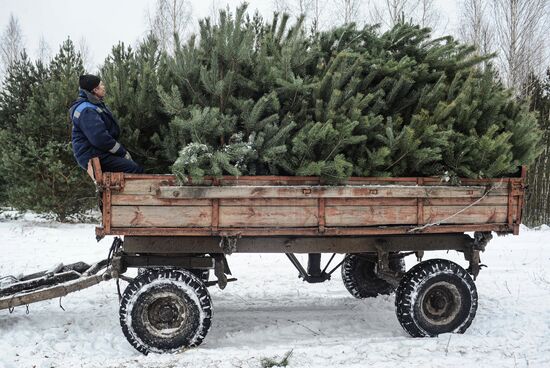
[395,259,477,337]
[119,269,212,355]
[341,253,405,298]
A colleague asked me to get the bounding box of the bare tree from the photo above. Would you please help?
[370,0,419,27]
[492,0,549,92]
[416,0,441,29]
[78,37,94,72]
[458,0,494,55]
[36,35,51,63]
[309,0,328,32]
[273,0,290,13]
[272,0,329,32]
[272,0,315,18]
[334,0,362,25]
[0,13,25,74]
[209,0,222,24]
[369,0,444,33]
[146,0,193,54]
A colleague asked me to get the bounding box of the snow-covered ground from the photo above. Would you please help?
[1,214,550,368]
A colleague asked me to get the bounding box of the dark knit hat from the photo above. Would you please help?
[79,74,101,92]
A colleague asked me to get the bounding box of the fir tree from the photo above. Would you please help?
[0,52,45,205]
[157,5,311,181]
[101,36,171,173]
[521,70,550,226]
[0,39,94,220]
[153,8,540,182]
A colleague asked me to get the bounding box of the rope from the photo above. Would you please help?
[408,179,505,233]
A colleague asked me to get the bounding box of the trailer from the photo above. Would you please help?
[0,158,527,355]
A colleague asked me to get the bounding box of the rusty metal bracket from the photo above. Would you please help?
[463,232,492,279]
[510,180,525,196]
[101,172,125,191]
[95,227,106,241]
[375,251,405,287]
[464,248,487,280]
[219,236,239,255]
[473,231,492,251]
[213,255,228,290]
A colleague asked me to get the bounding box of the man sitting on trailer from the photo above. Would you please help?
[69,74,144,173]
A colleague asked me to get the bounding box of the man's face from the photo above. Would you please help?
[92,81,106,99]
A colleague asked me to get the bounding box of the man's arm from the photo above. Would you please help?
[77,108,127,157]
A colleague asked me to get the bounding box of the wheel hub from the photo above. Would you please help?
[421,282,461,325]
[157,304,178,323]
[143,293,189,337]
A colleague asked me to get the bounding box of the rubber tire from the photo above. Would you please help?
[395,259,478,337]
[341,253,406,298]
[190,269,210,283]
[119,269,212,355]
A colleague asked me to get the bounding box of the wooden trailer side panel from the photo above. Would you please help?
[92,167,525,236]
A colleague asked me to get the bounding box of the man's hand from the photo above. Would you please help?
[124,151,133,161]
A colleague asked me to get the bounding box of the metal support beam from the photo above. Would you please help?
[123,233,475,254]
[121,255,215,269]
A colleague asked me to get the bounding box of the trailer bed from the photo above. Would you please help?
[90,160,526,239]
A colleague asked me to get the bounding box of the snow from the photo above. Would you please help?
[1,214,550,367]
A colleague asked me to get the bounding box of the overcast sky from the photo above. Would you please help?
[0,0,459,71]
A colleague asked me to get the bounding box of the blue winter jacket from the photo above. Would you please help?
[69,89,127,169]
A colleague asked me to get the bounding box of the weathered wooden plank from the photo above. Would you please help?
[219,177,418,186]
[516,192,523,224]
[111,192,517,207]
[417,178,424,225]
[103,174,112,233]
[159,185,508,199]
[325,206,418,226]
[112,194,211,206]
[122,178,177,195]
[219,206,319,227]
[87,157,103,183]
[327,198,418,206]
[423,205,508,224]
[507,181,514,225]
[422,196,510,206]
[111,206,212,227]
[219,198,317,207]
[319,198,326,232]
[120,175,511,194]
[121,174,516,185]
[122,177,324,193]
[216,178,322,185]
[212,199,219,229]
[122,175,420,185]
[422,178,513,186]
[100,223,512,237]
